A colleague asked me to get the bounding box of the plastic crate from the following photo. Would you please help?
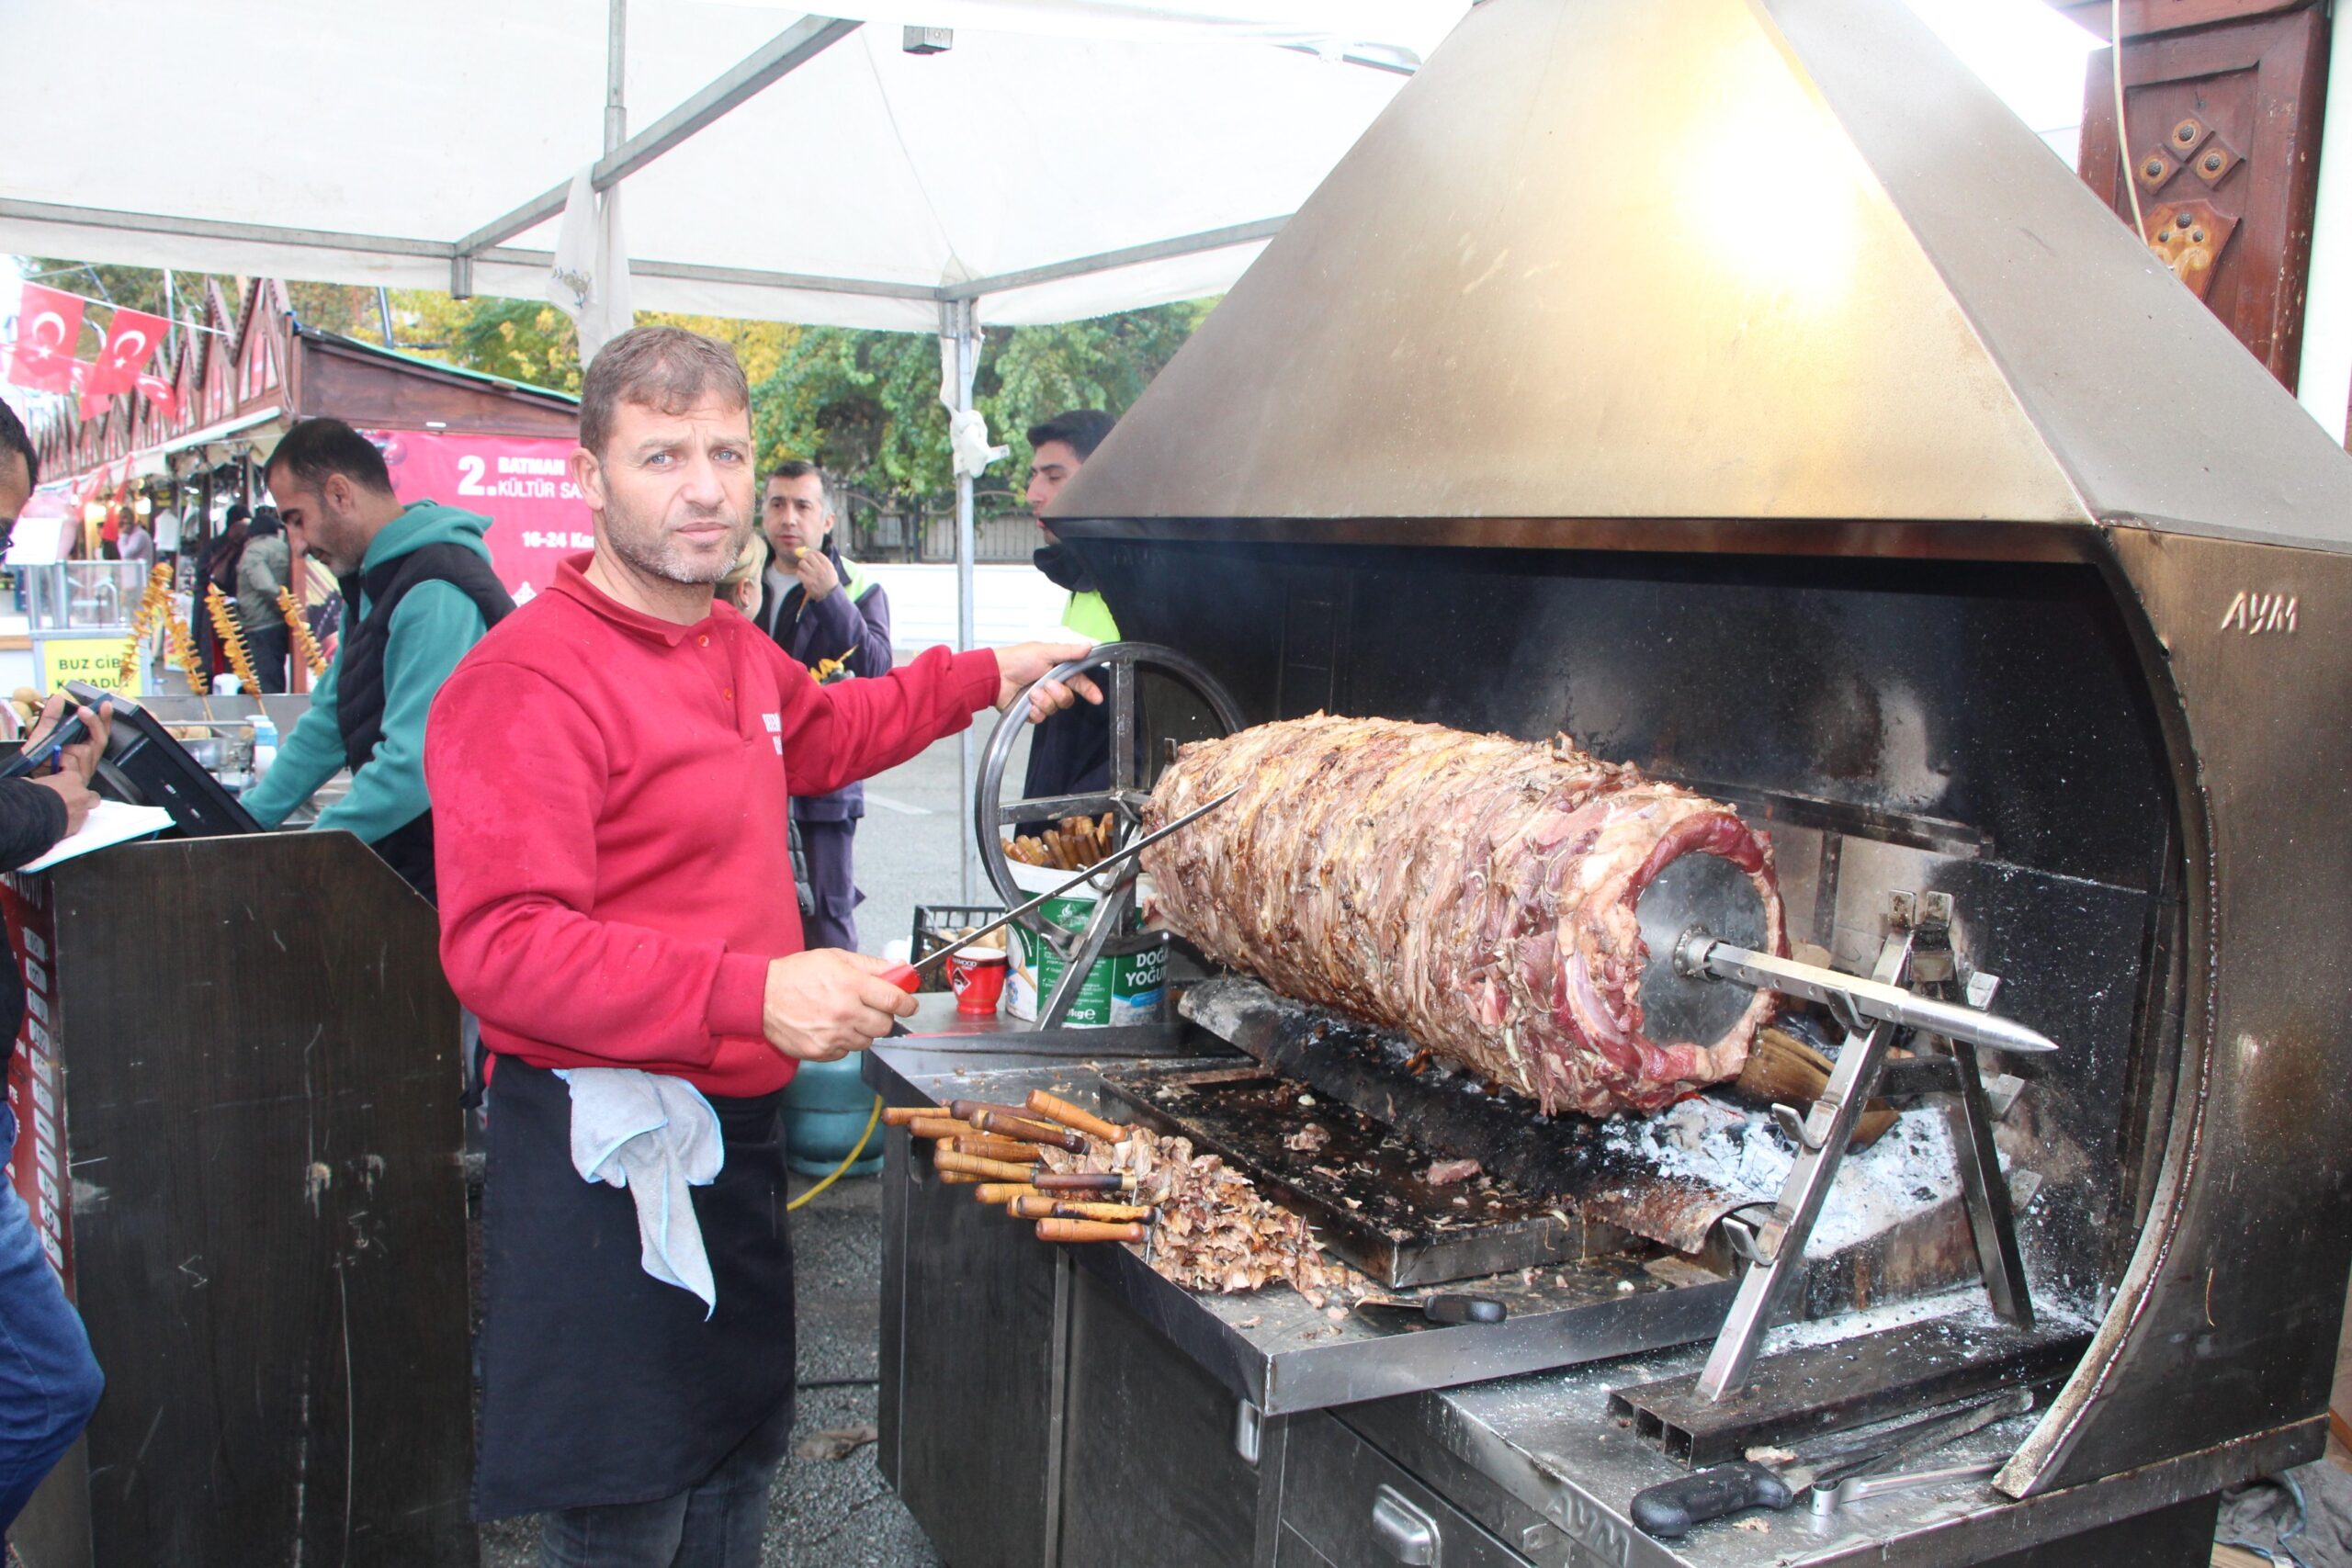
[909,903,1006,994]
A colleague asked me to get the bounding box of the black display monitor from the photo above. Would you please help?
[65,682,262,838]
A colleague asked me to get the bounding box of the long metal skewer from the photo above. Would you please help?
[1673,931,2058,1056]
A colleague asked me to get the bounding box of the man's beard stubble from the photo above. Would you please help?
[603,495,750,587]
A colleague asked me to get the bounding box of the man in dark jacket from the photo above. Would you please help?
[756,461,892,950]
[1022,411,1122,818]
[0,400,108,1536]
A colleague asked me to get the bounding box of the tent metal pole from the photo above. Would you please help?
[0,197,1268,313]
[606,0,629,152]
[449,17,861,266]
[936,215,1289,299]
[947,299,982,902]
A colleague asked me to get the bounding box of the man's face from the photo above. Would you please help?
[268,469,369,577]
[1025,439,1084,525]
[762,472,831,558]
[0,452,28,543]
[576,395,755,587]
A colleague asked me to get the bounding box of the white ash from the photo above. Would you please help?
[1600,1095,1995,1252]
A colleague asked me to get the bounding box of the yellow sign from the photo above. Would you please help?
[36,637,143,699]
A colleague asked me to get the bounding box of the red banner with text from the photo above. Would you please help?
[364,428,587,600]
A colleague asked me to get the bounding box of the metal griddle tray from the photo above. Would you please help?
[866,1052,1741,1417]
[1098,1061,1622,1288]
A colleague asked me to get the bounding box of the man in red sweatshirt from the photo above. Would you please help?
[426,325,1094,1564]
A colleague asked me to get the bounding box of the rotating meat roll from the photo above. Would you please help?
[1141,715,1784,1118]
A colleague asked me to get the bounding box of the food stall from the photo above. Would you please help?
[866,1,2352,1563]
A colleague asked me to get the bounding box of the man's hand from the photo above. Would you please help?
[761,948,919,1063]
[994,640,1103,724]
[24,694,111,836]
[791,545,841,601]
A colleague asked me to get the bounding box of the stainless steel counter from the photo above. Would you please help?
[865,1022,2291,1567]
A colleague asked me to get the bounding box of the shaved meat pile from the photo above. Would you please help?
[1142,715,1784,1118]
[1038,1127,1362,1302]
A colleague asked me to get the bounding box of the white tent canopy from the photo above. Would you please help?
[0,2,1467,332]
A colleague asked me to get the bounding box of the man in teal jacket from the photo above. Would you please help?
[243,417,514,901]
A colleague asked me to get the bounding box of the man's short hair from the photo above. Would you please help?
[766,458,834,515]
[0,399,36,489]
[224,502,253,526]
[266,418,394,497]
[1026,410,1115,462]
[580,326,750,458]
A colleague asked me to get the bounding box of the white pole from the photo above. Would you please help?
[2297,0,2352,444]
[950,299,983,902]
[605,0,629,153]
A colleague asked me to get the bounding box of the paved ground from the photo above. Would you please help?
[850,727,1033,961]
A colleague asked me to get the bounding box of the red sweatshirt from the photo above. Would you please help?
[426,556,1001,1097]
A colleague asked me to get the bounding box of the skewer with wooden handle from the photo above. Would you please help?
[1008,1197,1152,1223]
[974,1183,1040,1204]
[1025,1090,1127,1145]
[884,1105,953,1128]
[1035,1218,1147,1245]
[1035,1171,1137,1193]
[947,1134,1045,1164]
[948,1100,1035,1124]
[907,1116,975,1142]
[933,1150,1038,1182]
[969,1111,1086,1152]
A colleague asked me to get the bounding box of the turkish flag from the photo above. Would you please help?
[6,284,85,393]
[136,372,180,417]
[78,390,110,420]
[85,307,168,395]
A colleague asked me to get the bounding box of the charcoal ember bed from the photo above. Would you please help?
[1099,1061,1647,1289]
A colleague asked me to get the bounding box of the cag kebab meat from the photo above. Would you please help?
[1140,716,1784,1118]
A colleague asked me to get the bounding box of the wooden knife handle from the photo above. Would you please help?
[1033,1171,1136,1193]
[1008,1195,1061,1219]
[908,1116,975,1141]
[1035,1218,1146,1245]
[933,1150,1039,1181]
[974,1183,1040,1204]
[971,1111,1087,1151]
[1025,1090,1127,1145]
[882,1105,942,1128]
[948,1134,1043,1164]
[937,1171,985,1185]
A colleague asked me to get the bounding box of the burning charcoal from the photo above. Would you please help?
[1426,1157,1483,1186]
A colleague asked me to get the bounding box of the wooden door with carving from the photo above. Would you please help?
[2070,0,2329,391]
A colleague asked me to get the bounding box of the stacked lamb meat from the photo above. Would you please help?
[1141,716,1783,1118]
[1035,1127,1361,1302]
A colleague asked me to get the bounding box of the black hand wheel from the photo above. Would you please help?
[973,641,1243,1028]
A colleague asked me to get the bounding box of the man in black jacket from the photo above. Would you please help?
[0,400,109,1535]
[756,460,892,949]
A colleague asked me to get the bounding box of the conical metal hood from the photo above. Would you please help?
[1055,0,2352,553]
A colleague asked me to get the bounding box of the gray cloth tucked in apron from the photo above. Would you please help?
[473,1056,796,1519]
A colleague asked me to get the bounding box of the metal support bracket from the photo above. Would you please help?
[1696,891,2037,1402]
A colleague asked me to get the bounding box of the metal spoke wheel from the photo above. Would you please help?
[974,641,1243,1028]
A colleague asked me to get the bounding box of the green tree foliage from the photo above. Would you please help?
[753,300,1209,505]
[16,256,1213,513]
